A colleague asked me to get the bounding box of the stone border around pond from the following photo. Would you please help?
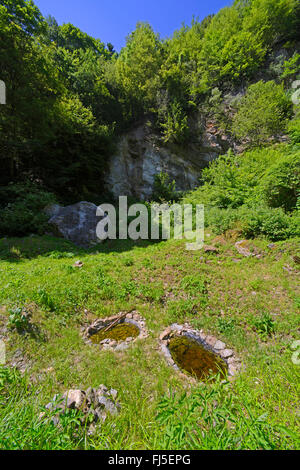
[83,311,149,352]
[159,323,242,378]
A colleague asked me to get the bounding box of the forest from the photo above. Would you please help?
[0,0,299,215]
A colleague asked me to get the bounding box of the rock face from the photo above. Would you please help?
[106,120,231,200]
[47,201,106,248]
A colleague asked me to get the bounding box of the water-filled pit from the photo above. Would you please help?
[168,335,227,381]
[83,311,148,351]
[160,324,241,380]
[90,322,140,344]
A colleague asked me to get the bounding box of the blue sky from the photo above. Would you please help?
[34,0,231,51]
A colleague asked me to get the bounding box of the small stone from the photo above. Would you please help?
[198,332,207,341]
[115,342,128,351]
[126,337,133,342]
[206,335,217,347]
[85,389,94,406]
[220,349,234,359]
[100,339,110,345]
[62,390,86,410]
[204,245,218,253]
[94,409,107,423]
[160,327,172,341]
[51,416,60,427]
[87,424,97,435]
[74,260,84,268]
[97,396,119,416]
[235,240,253,258]
[109,389,118,400]
[214,340,226,350]
[228,365,238,376]
[97,384,109,395]
[227,357,237,365]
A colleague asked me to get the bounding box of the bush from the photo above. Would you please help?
[152,171,179,202]
[260,151,300,211]
[160,100,189,144]
[287,113,300,144]
[0,182,56,237]
[238,205,300,241]
[232,81,292,146]
[183,143,300,241]
[203,205,299,241]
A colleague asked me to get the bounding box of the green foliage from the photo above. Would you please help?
[7,306,30,331]
[287,112,300,144]
[249,312,276,339]
[238,205,300,241]
[160,100,189,144]
[156,384,282,449]
[260,152,300,211]
[0,0,45,35]
[281,52,300,81]
[0,182,56,237]
[232,81,292,145]
[0,367,85,449]
[217,317,236,334]
[115,22,162,119]
[34,288,56,312]
[197,0,299,89]
[151,172,178,203]
[183,144,300,240]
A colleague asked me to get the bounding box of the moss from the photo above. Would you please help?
[169,335,227,381]
[90,322,140,344]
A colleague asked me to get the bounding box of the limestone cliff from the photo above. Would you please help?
[106,119,231,200]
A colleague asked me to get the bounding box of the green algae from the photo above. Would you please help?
[90,322,140,344]
[168,335,227,381]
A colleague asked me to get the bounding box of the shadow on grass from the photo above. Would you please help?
[0,235,162,262]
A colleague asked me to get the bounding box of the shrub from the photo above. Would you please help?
[232,81,292,146]
[7,307,31,331]
[260,151,300,211]
[152,171,178,202]
[0,182,56,237]
[287,113,300,144]
[160,100,189,144]
[238,205,300,241]
[183,143,300,241]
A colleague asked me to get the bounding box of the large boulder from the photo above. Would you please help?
[47,201,106,248]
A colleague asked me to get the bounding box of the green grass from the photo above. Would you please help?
[0,233,299,449]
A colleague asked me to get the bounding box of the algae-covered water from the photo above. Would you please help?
[90,322,140,344]
[169,335,227,380]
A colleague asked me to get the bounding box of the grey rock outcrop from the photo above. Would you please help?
[43,385,120,429]
[47,201,106,247]
[106,120,231,200]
